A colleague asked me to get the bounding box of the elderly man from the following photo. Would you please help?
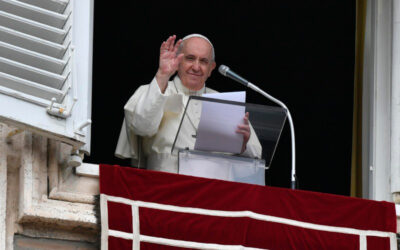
[115,34,261,173]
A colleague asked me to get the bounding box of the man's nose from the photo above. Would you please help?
[192,60,200,71]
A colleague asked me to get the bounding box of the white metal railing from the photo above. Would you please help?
[100,194,397,250]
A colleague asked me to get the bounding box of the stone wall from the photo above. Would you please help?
[0,123,100,249]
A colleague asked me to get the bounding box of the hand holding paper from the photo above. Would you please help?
[236,112,250,153]
[194,91,249,154]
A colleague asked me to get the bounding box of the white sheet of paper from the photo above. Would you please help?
[194,91,246,154]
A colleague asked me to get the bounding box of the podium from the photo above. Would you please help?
[171,96,287,185]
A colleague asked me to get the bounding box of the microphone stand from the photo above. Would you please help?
[246,82,296,189]
[219,65,296,189]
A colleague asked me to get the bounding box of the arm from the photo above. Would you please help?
[124,35,184,136]
[124,80,167,137]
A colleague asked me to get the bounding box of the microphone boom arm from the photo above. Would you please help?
[247,82,296,189]
[219,65,296,189]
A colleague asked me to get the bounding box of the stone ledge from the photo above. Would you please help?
[76,163,99,178]
[14,234,98,250]
[18,196,98,230]
[49,187,96,204]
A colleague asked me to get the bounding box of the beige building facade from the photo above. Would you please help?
[0,123,99,249]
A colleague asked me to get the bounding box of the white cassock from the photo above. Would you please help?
[115,76,262,173]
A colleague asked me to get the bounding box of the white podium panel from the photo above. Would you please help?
[178,150,266,185]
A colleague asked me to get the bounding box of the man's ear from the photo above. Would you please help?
[209,61,217,76]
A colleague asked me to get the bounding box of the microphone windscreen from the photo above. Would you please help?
[218,65,230,76]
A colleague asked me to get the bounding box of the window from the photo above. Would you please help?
[0,0,93,153]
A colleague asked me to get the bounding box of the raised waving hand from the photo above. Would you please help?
[155,35,184,93]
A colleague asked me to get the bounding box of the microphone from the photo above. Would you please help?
[218,65,249,87]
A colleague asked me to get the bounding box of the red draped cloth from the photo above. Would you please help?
[99,164,397,250]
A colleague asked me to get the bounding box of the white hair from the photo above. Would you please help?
[178,33,215,61]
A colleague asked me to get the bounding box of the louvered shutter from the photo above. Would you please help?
[0,0,93,152]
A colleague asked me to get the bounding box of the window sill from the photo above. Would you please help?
[76,162,99,178]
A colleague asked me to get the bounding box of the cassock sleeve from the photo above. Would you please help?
[115,77,168,159]
[125,77,168,137]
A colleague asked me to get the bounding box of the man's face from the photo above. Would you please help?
[177,37,216,91]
